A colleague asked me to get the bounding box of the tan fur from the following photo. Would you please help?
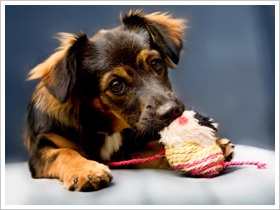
[146,12,187,69]
[23,129,33,153]
[92,98,107,113]
[136,49,150,69]
[100,66,133,92]
[32,82,80,128]
[45,148,112,191]
[136,49,162,72]
[146,12,187,47]
[110,114,131,133]
[92,98,131,133]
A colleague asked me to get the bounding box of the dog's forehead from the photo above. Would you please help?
[94,28,150,48]
[89,28,150,69]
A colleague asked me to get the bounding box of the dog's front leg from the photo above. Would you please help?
[28,136,113,191]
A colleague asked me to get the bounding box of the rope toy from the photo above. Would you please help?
[107,110,266,177]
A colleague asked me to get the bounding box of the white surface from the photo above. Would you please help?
[4,145,275,205]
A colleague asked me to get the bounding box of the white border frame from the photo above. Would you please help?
[1,1,279,209]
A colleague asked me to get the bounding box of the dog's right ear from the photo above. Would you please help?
[28,33,90,103]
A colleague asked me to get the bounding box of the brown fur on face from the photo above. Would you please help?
[136,49,163,74]
[92,98,131,134]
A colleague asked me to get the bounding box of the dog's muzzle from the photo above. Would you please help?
[137,89,185,133]
[156,100,184,125]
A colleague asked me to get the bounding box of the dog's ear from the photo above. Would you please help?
[28,33,90,103]
[121,10,186,66]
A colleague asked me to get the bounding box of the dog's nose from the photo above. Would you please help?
[156,101,183,122]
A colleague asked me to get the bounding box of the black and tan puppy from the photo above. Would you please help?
[24,10,234,192]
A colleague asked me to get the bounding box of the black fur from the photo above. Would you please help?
[28,136,59,177]
[46,34,90,103]
[194,112,217,132]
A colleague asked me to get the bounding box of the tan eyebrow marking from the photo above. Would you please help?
[100,66,133,91]
[136,49,162,73]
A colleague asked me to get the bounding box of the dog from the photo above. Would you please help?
[24,10,235,192]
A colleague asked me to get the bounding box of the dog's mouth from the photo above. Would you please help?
[133,99,185,138]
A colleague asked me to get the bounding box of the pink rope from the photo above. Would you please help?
[106,150,165,166]
[105,150,267,172]
[174,160,224,173]
[222,161,267,169]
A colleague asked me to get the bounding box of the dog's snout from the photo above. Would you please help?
[156,101,183,122]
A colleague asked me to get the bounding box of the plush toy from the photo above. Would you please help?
[107,110,266,177]
[158,110,225,177]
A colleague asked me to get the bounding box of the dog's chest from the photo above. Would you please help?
[100,132,123,161]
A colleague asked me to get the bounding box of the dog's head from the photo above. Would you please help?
[28,10,186,136]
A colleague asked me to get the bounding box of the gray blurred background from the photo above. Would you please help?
[5,5,275,163]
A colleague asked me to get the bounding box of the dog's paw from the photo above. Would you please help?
[216,138,235,162]
[62,161,113,192]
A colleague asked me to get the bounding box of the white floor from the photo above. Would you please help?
[3,145,276,206]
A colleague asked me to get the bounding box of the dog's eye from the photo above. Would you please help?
[151,58,163,74]
[109,79,126,94]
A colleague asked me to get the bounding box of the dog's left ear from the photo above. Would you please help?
[121,10,186,66]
